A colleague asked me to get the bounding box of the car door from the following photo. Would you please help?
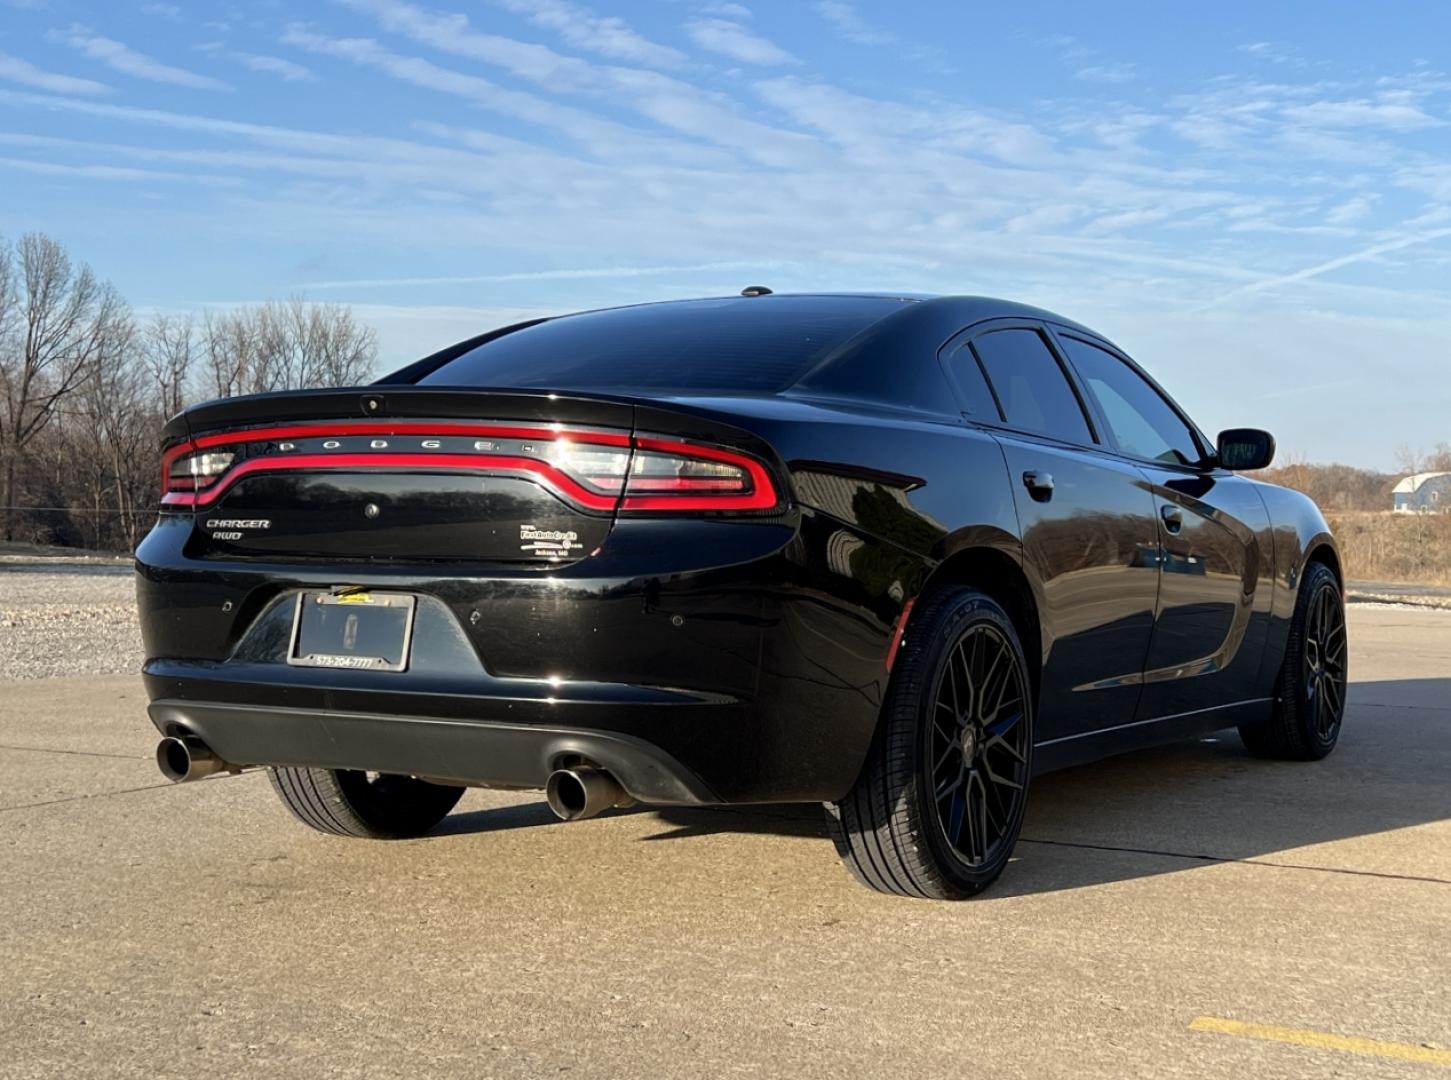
[1050,330,1273,723]
[943,323,1161,746]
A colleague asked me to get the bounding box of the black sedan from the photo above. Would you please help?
[136,292,1346,899]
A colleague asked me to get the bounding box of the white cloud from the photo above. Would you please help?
[328,1,819,167]
[1193,225,1451,310]
[281,24,710,162]
[492,0,687,68]
[334,0,604,90]
[233,52,317,82]
[1236,41,1307,68]
[812,1,891,46]
[0,50,110,95]
[1399,164,1451,203]
[53,25,233,91]
[300,260,791,289]
[685,17,797,66]
[1283,97,1441,130]
[0,153,238,185]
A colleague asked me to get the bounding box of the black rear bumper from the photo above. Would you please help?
[147,697,719,805]
[136,509,925,805]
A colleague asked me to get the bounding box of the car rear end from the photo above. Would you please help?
[136,295,916,807]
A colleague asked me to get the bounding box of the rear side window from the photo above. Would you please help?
[970,329,1093,443]
[417,296,906,393]
[946,347,1003,420]
[1059,337,1203,466]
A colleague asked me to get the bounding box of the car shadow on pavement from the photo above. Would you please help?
[431,680,1451,895]
[433,796,829,840]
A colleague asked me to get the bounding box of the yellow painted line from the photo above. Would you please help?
[1190,1016,1451,1069]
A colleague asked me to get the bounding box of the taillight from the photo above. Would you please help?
[163,450,234,493]
[619,437,778,512]
[159,424,781,514]
[546,442,633,494]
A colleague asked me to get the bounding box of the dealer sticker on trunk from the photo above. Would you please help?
[519,525,583,557]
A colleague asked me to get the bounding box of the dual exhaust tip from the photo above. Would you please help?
[158,737,632,821]
[545,767,633,822]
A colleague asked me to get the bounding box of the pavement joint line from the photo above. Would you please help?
[0,742,149,761]
[1189,1016,1451,1068]
[1351,700,1451,713]
[1020,837,1451,886]
[0,770,256,814]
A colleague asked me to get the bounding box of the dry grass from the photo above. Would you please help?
[1324,511,1451,586]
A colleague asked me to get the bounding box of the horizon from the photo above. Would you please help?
[3,0,1449,471]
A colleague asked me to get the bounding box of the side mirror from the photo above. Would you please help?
[1216,428,1275,471]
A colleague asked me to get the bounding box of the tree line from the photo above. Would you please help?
[0,232,377,552]
[1255,445,1451,514]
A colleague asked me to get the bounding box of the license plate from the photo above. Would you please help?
[288,591,417,672]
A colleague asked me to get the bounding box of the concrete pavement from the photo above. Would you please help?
[1,606,1448,1078]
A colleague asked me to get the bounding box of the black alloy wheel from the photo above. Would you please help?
[828,587,1034,899]
[1302,576,1348,743]
[926,621,1031,870]
[1239,560,1347,761]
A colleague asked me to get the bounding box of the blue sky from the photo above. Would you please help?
[2,0,1449,469]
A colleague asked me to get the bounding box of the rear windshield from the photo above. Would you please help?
[416,296,907,393]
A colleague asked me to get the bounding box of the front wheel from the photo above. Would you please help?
[1238,560,1347,761]
[827,587,1034,900]
[268,767,465,839]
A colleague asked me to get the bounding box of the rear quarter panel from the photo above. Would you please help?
[634,394,1021,797]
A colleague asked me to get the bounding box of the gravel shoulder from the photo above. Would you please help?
[0,561,141,680]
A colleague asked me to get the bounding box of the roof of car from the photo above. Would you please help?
[631,291,1098,335]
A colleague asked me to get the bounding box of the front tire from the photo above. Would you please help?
[268,767,465,839]
[827,588,1034,900]
[1238,560,1347,761]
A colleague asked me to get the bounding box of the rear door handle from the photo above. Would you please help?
[1022,471,1054,501]
[1160,504,1183,534]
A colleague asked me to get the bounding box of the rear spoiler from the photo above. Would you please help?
[164,386,637,442]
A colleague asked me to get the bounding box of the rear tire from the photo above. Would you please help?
[827,587,1034,900]
[268,767,464,839]
[1238,560,1347,761]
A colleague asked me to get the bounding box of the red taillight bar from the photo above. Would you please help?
[160,421,629,484]
[160,422,782,514]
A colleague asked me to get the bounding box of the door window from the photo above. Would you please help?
[969,329,1093,443]
[1059,337,1204,466]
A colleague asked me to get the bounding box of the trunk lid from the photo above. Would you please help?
[165,389,637,565]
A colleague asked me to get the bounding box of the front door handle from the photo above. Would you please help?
[1160,504,1184,534]
[1022,471,1054,501]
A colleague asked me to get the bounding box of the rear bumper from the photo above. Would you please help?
[136,509,927,804]
[147,696,719,805]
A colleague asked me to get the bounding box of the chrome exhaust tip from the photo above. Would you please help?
[545,767,632,821]
[155,736,230,783]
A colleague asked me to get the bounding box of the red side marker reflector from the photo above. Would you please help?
[884,597,916,673]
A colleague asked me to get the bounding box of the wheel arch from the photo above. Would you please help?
[914,545,1043,703]
[1304,535,1342,588]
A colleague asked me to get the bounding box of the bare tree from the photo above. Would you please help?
[199,299,377,399]
[143,312,195,419]
[0,233,124,540]
[201,308,253,399]
[0,232,382,550]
